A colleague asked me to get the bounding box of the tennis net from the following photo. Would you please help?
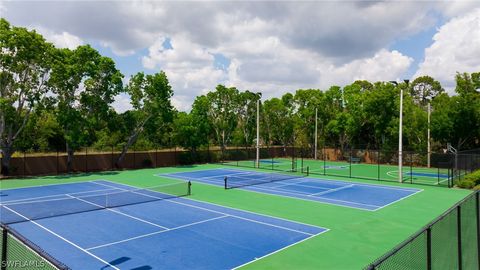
[224,167,309,189]
[0,181,191,225]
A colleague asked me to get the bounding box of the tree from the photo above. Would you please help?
[431,72,480,150]
[49,45,123,171]
[205,85,239,151]
[116,71,173,167]
[262,95,295,149]
[362,82,399,149]
[409,76,444,106]
[0,19,54,175]
[292,89,324,153]
[234,91,261,146]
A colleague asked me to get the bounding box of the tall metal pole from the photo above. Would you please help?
[256,99,260,168]
[314,108,318,160]
[399,86,403,183]
[427,102,431,168]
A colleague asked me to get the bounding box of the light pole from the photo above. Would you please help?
[314,108,318,160]
[390,80,409,183]
[256,99,260,168]
[427,102,431,168]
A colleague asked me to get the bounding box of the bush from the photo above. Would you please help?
[457,180,475,189]
[464,169,480,186]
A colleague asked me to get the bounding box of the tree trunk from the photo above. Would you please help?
[66,142,74,172]
[115,116,151,169]
[115,131,140,168]
[1,145,13,176]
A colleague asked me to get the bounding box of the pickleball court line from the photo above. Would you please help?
[85,215,229,250]
[94,180,322,236]
[2,205,120,270]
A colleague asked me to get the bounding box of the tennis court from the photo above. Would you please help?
[0,180,327,269]
[224,157,452,186]
[162,168,422,211]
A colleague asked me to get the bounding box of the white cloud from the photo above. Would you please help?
[436,2,480,18]
[324,50,414,86]
[142,35,226,111]
[112,93,133,113]
[414,9,480,90]
[35,26,83,49]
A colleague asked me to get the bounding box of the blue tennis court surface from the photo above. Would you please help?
[162,169,422,211]
[0,180,327,269]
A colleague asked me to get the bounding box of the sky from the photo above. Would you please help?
[1,1,480,112]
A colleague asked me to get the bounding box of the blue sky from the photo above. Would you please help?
[2,1,479,111]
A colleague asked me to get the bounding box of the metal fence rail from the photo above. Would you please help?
[0,224,69,270]
[364,191,480,270]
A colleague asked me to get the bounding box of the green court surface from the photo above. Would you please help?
[0,164,471,269]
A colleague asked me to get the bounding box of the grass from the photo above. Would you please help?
[0,163,472,269]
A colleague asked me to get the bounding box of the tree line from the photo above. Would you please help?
[1,19,479,175]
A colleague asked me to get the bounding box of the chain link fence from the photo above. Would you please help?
[1,225,69,270]
[364,191,480,270]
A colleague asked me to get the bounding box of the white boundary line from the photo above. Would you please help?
[270,178,320,189]
[94,181,319,236]
[0,180,101,191]
[373,189,423,211]
[246,184,381,209]
[2,205,119,270]
[64,194,169,230]
[160,170,422,211]
[386,170,451,185]
[86,215,229,250]
[308,184,355,197]
[232,232,320,270]
[165,168,423,192]
[94,181,330,269]
[160,173,380,211]
[1,187,122,205]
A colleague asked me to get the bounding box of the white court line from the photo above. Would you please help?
[94,181,319,236]
[308,184,355,197]
[168,175,422,212]
[246,184,381,209]
[232,232,320,270]
[187,167,423,193]
[2,205,119,270]
[100,180,328,231]
[306,175,422,192]
[373,189,423,211]
[269,178,317,189]
[86,215,229,251]
[1,187,120,204]
[157,173,379,211]
[0,180,102,191]
[65,194,169,230]
[160,170,252,181]
[161,169,422,211]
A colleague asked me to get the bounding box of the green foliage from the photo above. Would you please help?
[409,76,444,106]
[464,170,480,186]
[457,180,475,189]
